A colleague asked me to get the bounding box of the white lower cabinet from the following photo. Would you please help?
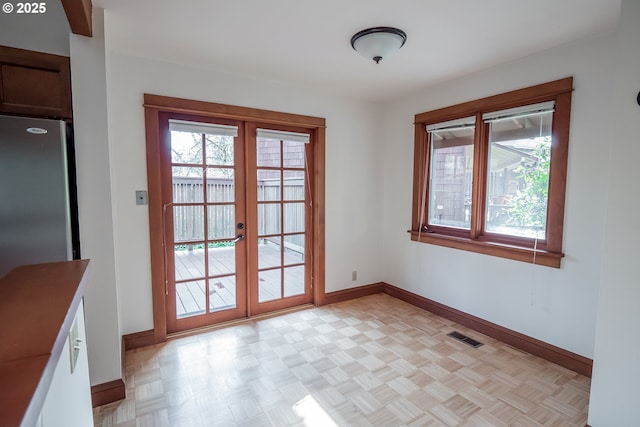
[37,300,93,427]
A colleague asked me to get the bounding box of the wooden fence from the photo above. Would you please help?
[172,177,305,249]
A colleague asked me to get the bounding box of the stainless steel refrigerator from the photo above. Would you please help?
[0,114,80,278]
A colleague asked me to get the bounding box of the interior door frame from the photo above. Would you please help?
[144,94,326,343]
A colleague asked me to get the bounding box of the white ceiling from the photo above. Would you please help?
[95,0,621,102]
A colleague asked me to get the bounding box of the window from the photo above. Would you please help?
[411,78,572,267]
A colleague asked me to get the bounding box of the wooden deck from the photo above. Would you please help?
[174,242,304,318]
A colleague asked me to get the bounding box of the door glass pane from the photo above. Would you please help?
[428,127,475,229]
[174,206,204,242]
[176,280,206,318]
[209,276,237,312]
[485,111,552,239]
[258,237,281,270]
[284,266,304,298]
[208,244,235,276]
[257,169,281,201]
[173,167,203,203]
[259,269,282,303]
[257,138,280,167]
[206,168,234,203]
[283,170,304,201]
[207,205,235,240]
[258,203,281,236]
[174,244,205,281]
[284,203,305,233]
[171,131,203,164]
[284,234,304,265]
[283,140,305,168]
[206,134,234,166]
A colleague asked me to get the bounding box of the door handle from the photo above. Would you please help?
[232,234,245,243]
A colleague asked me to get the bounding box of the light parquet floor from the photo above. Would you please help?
[93,294,590,426]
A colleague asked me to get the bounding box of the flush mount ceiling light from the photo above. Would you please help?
[351,27,407,64]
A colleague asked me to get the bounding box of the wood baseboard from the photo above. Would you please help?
[119,281,592,378]
[321,282,592,377]
[126,284,383,350]
[382,283,593,378]
[120,336,126,387]
[321,282,385,306]
[123,329,156,351]
[91,379,125,407]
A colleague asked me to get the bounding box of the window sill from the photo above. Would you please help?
[409,231,563,268]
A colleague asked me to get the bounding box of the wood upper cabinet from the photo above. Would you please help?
[0,45,72,120]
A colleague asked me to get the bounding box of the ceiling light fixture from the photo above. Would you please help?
[351,27,407,64]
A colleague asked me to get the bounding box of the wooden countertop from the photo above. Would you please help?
[0,260,90,427]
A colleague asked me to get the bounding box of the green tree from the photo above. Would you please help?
[507,139,551,233]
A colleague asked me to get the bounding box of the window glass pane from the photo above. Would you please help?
[428,127,475,229]
[284,266,304,297]
[207,205,235,240]
[283,170,304,201]
[257,137,281,167]
[258,203,281,236]
[283,140,305,168]
[258,169,281,201]
[485,111,552,239]
[208,244,235,276]
[176,280,206,319]
[258,237,281,270]
[206,168,234,203]
[171,130,203,164]
[174,244,205,281]
[206,134,234,166]
[173,167,203,203]
[284,234,304,265]
[259,269,282,302]
[284,203,305,233]
[173,206,204,242]
[209,276,236,312]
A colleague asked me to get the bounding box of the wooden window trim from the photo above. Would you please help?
[411,78,573,268]
[144,94,326,342]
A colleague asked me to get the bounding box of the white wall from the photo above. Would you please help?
[380,34,615,358]
[70,9,122,385]
[588,0,640,424]
[0,0,69,56]
[0,3,123,387]
[103,38,385,333]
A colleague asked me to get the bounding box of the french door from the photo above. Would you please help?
[161,114,314,333]
[247,123,314,316]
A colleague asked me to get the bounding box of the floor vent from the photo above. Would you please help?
[447,331,484,348]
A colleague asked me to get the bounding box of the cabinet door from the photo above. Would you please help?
[39,300,93,427]
[0,46,72,119]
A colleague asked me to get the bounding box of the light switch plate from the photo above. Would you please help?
[136,190,148,205]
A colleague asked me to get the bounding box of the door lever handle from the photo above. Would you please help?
[233,234,245,243]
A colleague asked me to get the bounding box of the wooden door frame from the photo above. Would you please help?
[144,94,326,343]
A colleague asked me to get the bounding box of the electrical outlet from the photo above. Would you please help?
[352,270,357,281]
